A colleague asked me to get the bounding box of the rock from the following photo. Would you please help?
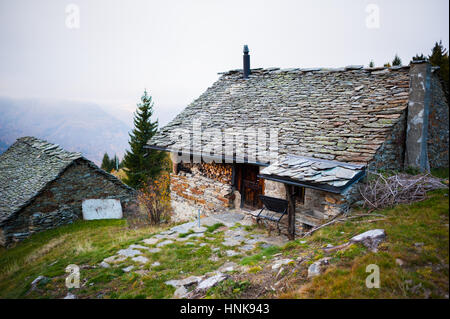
[173,286,188,298]
[271,259,293,270]
[186,233,204,239]
[218,262,237,273]
[307,262,321,278]
[157,240,174,247]
[414,242,424,247]
[240,244,255,251]
[103,255,127,264]
[117,248,142,257]
[151,262,160,267]
[225,250,239,257]
[307,257,331,278]
[122,266,134,273]
[99,261,111,268]
[350,229,386,252]
[31,275,48,290]
[165,276,203,288]
[142,238,159,245]
[395,258,405,266]
[129,244,150,250]
[148,248,161,253]
[197,273,228,290]
[192,226,207,233]
[63,292,77,299]
[132,256,149,264]
[199,243,208,247]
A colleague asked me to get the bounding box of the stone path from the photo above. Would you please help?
[99,212,290,298]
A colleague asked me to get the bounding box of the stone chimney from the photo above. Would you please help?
[243,45,250,78]
[404,61,432,172]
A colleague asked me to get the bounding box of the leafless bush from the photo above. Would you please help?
[358,171,447,209]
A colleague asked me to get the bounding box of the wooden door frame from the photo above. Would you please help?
[232,163,264,210]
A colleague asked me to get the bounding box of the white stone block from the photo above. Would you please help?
[82,199,123,220]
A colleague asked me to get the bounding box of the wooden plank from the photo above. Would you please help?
[285,184,296,240]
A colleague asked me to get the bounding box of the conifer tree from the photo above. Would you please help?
[428,40,449,97]
[392,54,402,66]
[122,90,166,189]
[101,153,113,172]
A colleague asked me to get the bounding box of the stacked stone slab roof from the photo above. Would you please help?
[0,136,133,224]
[260,154,365,193]
[149,65,411,165]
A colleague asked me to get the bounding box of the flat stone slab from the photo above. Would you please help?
[170,221,198,234]
[129,244,150,250]
[142,238,159,245]
[225,250,239,257]
[197,273,228,290]
[132,256,149,264]
[211,213,244,227]
[157,240,174,247]
[240,244,256,251]
[99,261,111,268]
[218,262,238,272]
[152,261,161,267]
[186,233,204,239]
[103,255,127,264]
[148,248,162,253]
[117,248,142,257]
[165,275,203,288]
[122,266,134,273]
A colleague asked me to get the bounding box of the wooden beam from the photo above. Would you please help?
[285,184,296,240]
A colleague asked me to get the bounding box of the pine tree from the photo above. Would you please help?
[122,90,166,189]
[101,153,113,172]
[411,53,427,62]
[369,60,375,68]
[392,54,402,66]
[428,40,449,97]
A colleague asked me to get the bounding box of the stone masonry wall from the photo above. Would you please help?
[2,159,136,245]
[428,72,449,168]
[170,163,234,222]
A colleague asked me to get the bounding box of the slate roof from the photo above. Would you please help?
[259,154,365,193]
[0,137,134,225]
[148,65,411,166]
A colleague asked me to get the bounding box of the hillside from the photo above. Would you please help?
[0,97,131,164]
[0,185,447,299]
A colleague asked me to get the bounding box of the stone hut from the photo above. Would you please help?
[0,136,136,246]
[147,47,449,238]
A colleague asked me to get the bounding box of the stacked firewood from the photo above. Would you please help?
[196,163,232,184]
[358,171,448,209]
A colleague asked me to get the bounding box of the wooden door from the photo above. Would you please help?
[238,164,264,209]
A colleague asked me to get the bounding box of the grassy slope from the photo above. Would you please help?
[0,189,448,299]
[277,188,449,298]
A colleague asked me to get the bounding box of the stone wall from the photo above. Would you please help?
[428,71,449,168]
[369,110,407,172]
[170,162,234,221]
[1,159,136,246]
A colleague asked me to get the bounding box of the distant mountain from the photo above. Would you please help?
[0,97,132,165]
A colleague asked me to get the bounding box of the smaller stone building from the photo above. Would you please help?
[0,137,136,247]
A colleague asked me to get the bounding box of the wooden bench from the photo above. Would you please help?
[255,195,288,234]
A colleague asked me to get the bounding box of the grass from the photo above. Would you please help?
[279,189,449,299]
[0,185,447,299]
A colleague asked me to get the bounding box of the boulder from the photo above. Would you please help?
[196,273,228,290]
[350,229,386,252]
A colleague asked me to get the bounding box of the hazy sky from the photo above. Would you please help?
[0,0,448,127]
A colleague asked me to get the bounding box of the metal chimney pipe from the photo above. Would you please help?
[243,45,250,78]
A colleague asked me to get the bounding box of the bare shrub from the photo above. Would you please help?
[137,173,171,225]
[358,171,447,209]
